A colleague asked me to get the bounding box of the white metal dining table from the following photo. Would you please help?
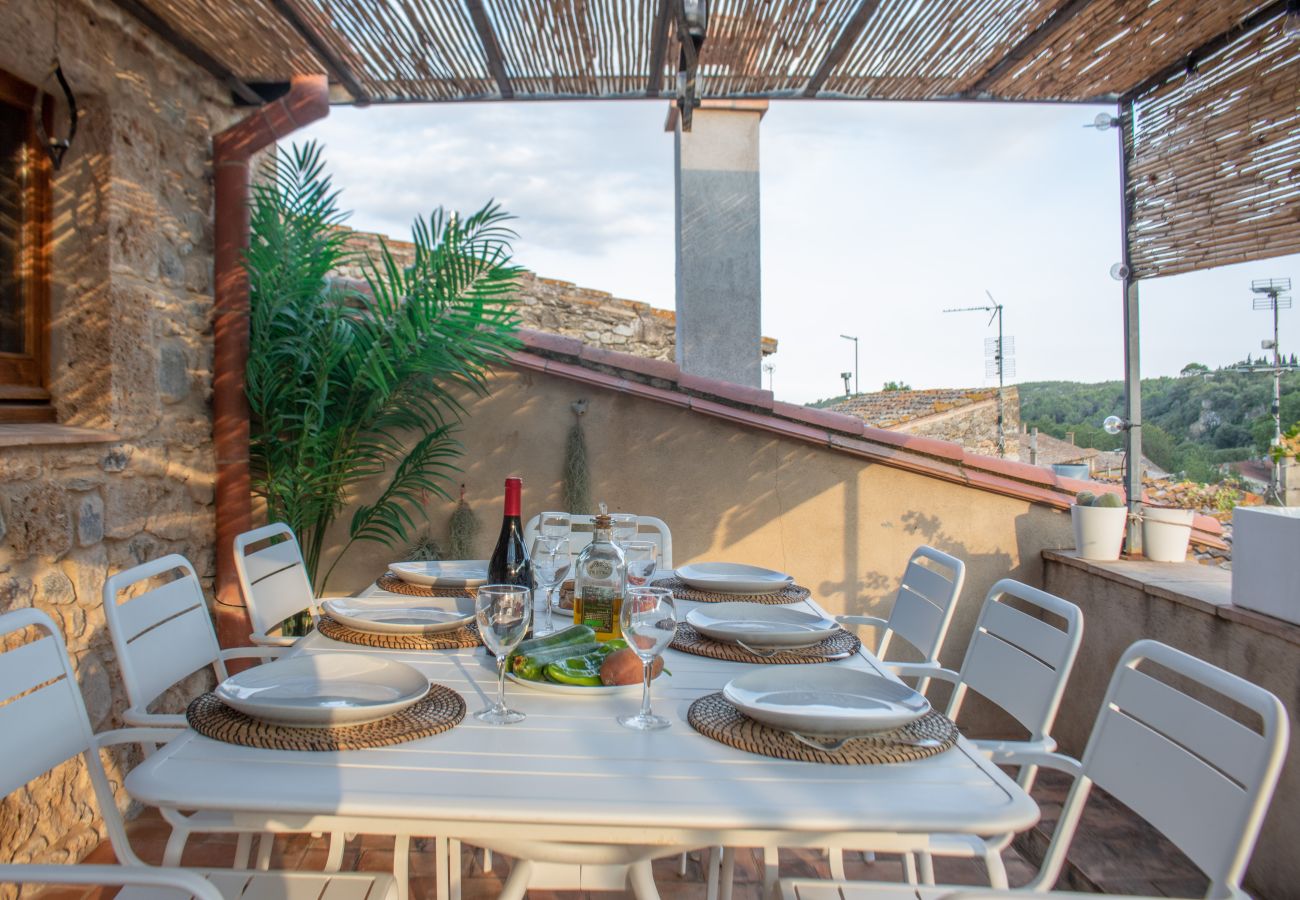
[125,586,1039,900]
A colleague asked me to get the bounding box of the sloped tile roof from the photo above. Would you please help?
[820,388,1002,429]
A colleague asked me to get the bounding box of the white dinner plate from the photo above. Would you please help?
[507,670,669,697]
[723,667,929,737]
[387,560,489,587]
[215,653,429,727]
[321,596,474,635]
[675,562,794,594]
[686,603,839,648]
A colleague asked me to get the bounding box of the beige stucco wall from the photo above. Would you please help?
[0,0,236,885]
[323,367,1077,690]
[1044,557,1297,899]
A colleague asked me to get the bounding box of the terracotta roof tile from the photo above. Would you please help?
[822,388,1002,428]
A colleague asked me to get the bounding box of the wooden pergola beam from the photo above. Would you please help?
[961,0,1094,97]
[1121,0,1287,101]
[802,0,882,98]
[107,0,263,105]
[266,0,372,105]
[646,0,672,97]
[465,0,514,100]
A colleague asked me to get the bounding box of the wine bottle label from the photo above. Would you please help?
[578,586,619,634]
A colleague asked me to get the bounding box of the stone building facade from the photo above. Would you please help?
[0,0,236,885]
[333,228,777,362]
[821,387,1021,458]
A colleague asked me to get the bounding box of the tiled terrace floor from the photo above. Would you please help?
[38,810,1038,900]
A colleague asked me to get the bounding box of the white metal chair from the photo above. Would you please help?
[233,522,319,646]
[783,639,1289,900]
[837,545,966,691]
[734,579,1083,895]
[0,606,397,900]
[523,513,674,569]
[103,554,336,871]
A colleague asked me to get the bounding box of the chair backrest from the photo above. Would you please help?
[233,522,316,636]
[523,514,673,569]
[0,608,139,864]
[1040,640,1288,897]
[102,554,226,714]
[876,545,965,664]
[949,578,1083,742]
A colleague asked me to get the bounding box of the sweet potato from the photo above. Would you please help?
[599,647,663,686]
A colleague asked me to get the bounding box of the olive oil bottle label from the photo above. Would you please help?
[577,586,621,638]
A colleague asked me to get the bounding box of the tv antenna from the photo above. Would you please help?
[944,291,1014,458]
[762,360,775,392]
[1247,278,1295,503]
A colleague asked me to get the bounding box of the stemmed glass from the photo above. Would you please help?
[610,513,638,548]
[529,537,571,636]
[474,584,532,725]
[623,540,659,588]
[617,586,677,731]
[540,511,571,539]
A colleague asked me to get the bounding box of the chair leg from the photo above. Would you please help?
[232,833,252,870]
[762,845,779,900]
[861,851,876,864]
[448,839,462,900]
[827,846,846,881]
[984,847,1008,890]
[497,858,532,900]
[628,860,661,900]
[434,836,449,900]
[704,848,719,900]
[902,852,918,885]
[918,850,935,885]
[719,848,736,900]
[392,835,409,900]
[255,834,273,870]
[678,851,689,876]
[162,828,190,868]
[482,847,493,873]
[324,832,346,872]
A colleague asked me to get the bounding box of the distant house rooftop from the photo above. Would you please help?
[815,387,1003,429]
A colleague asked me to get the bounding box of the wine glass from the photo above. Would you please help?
[610,513,638,548]
[623,540,659,588]
[617,586,677,731]
[540,511,571,539]
[529,536,571,636]
[474,584,532,724]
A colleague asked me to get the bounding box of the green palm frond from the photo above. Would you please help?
[246,141,521,589]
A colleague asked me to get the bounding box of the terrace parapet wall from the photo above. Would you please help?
[0,0,237,887]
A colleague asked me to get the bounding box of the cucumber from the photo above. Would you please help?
[514,624,595,656]
[510,640,604,675]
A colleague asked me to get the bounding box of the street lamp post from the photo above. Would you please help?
[840,334,859,395]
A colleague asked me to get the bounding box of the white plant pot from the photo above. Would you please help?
[1141,507,1195,562]
[1071,504,1128,561]
[1231,506,1300,625]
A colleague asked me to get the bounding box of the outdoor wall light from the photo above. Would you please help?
[1103,415,1133,435]
[1085,112,1119,131]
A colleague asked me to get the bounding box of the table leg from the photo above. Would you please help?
[627,860,661,900]
[498,858,532,900]
[393,836,409,900]
[762,845,779,899]
[434,836,449,900]
[449,839,461,900]
[719,848,735,900]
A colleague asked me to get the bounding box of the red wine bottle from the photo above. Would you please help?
[488,475,533,576]
[487,476,533,644]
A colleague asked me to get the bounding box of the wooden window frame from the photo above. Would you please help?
[0,68,54,423]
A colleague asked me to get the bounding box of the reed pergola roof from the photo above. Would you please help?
[114,0,1300,279]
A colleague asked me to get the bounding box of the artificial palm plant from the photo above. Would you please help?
[245,142,520,589]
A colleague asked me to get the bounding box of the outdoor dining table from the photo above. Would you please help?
[125,584,1040,900]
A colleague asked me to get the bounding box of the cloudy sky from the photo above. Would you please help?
[297,101,1298,405]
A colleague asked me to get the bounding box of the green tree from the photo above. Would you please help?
[245,142,521,588]
[883,380,912,391]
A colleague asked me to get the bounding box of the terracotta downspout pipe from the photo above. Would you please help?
[212,75,329,649]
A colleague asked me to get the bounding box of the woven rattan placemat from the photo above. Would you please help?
[687,692,958,765]
[671,622,861,664]
[376,573,478,598]
[187,686,465,751]
[317,615,481,650]
[651,576,810,605]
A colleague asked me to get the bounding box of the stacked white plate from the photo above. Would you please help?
[215,653,429,727]
[723,667,930,737]
[675,562,794,594]
[387,560,488,587]
[686,603,839,649]
[321,596,474,635]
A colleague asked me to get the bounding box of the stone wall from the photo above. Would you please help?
[0,0,236,887]
[894,392,1021,459]
[332,228,777,362]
